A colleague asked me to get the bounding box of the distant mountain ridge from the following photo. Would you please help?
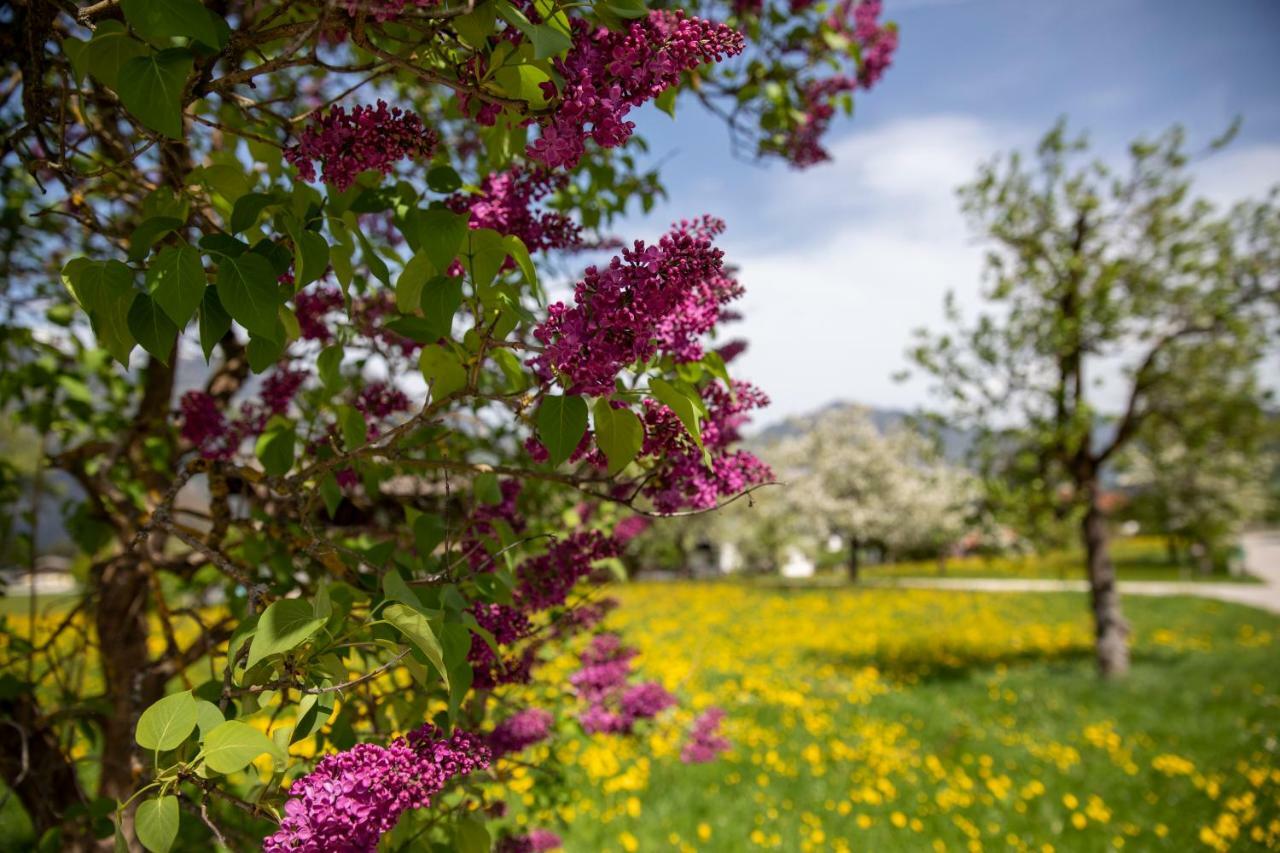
[749,401,973,462]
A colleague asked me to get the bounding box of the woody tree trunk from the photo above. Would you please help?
[1081,481,1129,677]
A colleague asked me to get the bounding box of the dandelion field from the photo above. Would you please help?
[507,584,1280,852]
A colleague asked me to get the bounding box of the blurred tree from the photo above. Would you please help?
[1117,351,1275,573]
[768,407,975,580]
[910,122,1280,678]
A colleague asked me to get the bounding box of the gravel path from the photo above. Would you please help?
[867,530,1280,615]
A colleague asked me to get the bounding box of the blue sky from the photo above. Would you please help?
[617,0,1280,424]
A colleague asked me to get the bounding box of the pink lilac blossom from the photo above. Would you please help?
[294,286,345,343]
[612,515,650,544]
[262,725,489,853]
[569,633,636,703]
[681,707,731,763]
[528,12,745,169]
[715,338,749,364]
[496,829,563,853]
[487,708,554,757]
[531,218,739,394]
[343,0,439,23]
[785,75,857,168]
[514,531,618,612]
[778,1,896,167]
[468,602,533,688]
[179,367,307,460]
[285,101,437,191]
[447,168,582,253]
[549,596,618,639]
[639,380,773,513]
[850,0,898,87]
[619,681,677,719]
[355,382,410,420]
[572,633,674,734]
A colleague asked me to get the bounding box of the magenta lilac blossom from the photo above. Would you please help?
[528,12,745,169]
[262,725,489,853]
[285,101,438,191]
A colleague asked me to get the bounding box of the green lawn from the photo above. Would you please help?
[849,536,1261,583]
[532,584,1280,852]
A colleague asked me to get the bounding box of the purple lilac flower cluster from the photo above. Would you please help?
[468,602,534,689]
[784,0,897,167]
[681,707,731,764]
[262,724,489,853]
[342,0,438,22]
[528,12,745,169]
[285,101,438,191]
[515,531,618,612]
[496,829,563,853]
[294,285,421,356]
[179,367,306,460]
[639,380,773,513]
[571,633,675,734]
[447,168,582,253]
[531,218,738,394]
[487,708,554,757]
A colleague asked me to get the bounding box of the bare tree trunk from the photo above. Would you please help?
[847,535,860,583]
[1082,491,1130,678]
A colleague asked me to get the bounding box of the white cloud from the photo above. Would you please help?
[1194,143,1280,208]
[719,117,1280,426]
[721,115,1022,423]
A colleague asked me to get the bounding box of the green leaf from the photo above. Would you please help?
[655,86,678,118]
[246,599,324,670]
[453,3,496,49]
[229,193,278,235]
[291,690,335,743]
[593,400,644,475]
[492,348,529,392]
[194,700,224,739]
[426,166,463,194]
[420,276,464,342]
[215,252,281,339]
[383,603,449,687]
[382,569,423,610]
[318,343,344,389]
[201,720,283,775]
[134,796,178,853]
[127,293,178,364]
[475,472,501,504]
[121,0,226,48]
[466,228,508,292]
[337,405,366,451]
[419,345,467,400]
[135,691,197,751]
[536,395,588,467]
[354,227,390,286]
[502,235,540,295]
[603,0,648,18]
[147,242,205,327]
[128,216,183,262]
[117,49,193,140]
[295,230,329,288]
[530,23,573,59]
[493,63,553,109]
[453,815,491,853]
[395,251,436,313]
[247,329,285,373]
[255,416,295,477]
[80,21,148,90]
[419,209,469,271]
[198,286,231,361]
[413,513,446,558]
[67,260,139,364]
[650,379,703,449]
